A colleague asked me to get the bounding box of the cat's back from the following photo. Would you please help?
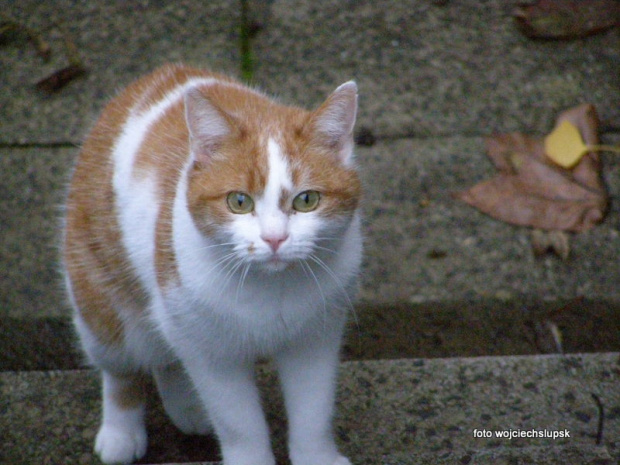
[74,64,233,192]
[63,64,231,343]
[66,64,225,216]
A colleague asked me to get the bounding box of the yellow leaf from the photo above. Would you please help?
[544,120,589,169]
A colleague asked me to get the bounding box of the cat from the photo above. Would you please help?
[62,63,363,465]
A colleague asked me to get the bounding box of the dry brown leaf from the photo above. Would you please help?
[36,64,86,94]
[514,0,620,40]
[455,104,608,233]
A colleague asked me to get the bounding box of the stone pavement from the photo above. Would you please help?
[1,0,619,463]
[2,354,619,464]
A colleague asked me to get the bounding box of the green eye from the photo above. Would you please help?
[293,190,320,212]
[226,192,254,214]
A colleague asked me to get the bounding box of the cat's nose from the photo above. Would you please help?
[261,233,289,252]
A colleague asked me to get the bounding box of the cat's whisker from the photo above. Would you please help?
[299,259,328,334]
[198,241,237,252]
[211,251,238,269]
[297,258,311,280]
[311,244,338,255]
[218,255,245,289]
[308,254,358,329]
[308,254,362,354]
[313,235,341,241]
[203,251,243,300]
[211,258,243,304]
[235,262,252,305]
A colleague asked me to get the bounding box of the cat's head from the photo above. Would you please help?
[185,82,361,272]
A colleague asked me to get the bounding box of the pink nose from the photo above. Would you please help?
[261,234,289,252]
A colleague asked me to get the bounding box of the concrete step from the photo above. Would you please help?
[4,298,620,371]
[355,136,620,305]
[140,444,615,465]
[253,0,620,138]
[1,0,239,145]
[3,0,619,144]
[2,353,619,464]
[373,445,614,465]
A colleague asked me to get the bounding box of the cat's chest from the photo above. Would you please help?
[171,259,338,323]
[184,263,327,317]
[156,269,335,357]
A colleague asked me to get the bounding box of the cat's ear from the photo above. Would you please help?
[184,88,232,165]
[308,81,358,165]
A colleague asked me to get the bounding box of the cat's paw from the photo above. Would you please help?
[95,424,147,464]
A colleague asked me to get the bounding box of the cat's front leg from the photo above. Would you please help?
[95,371,148,465]
[183,358,276,465]
[153,363,212,435]
[275,327,351,465]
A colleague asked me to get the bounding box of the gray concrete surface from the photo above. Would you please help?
[2,0,619,463]
[2,0,240,144]
[253,0,620,138]
[2,354,618,465]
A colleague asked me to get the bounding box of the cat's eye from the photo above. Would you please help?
[292,190,320,212]
[226,192,254,214]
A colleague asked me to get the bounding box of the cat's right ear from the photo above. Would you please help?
[306,81,358,166]
[185,88,231,165]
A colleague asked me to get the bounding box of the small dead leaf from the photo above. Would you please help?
[455,104,608,233]
[1,15,87,93]
[35,22,87,94]
[527,320,559,353]
[514,0,620,40]
[36,64,86,94]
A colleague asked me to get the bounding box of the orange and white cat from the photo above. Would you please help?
[63,64,362,465]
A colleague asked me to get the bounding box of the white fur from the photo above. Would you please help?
[255,138,293,259]
[76,76,362,465]
[95,372,147,464]
[112,78,216,293]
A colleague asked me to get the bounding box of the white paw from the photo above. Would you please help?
[95,424,147,464]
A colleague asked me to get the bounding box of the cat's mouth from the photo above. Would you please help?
[262,254,289,273]
[244,241,313,273]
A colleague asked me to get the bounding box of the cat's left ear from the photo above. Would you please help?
[185,87,233,165]
[309,81,358,165]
